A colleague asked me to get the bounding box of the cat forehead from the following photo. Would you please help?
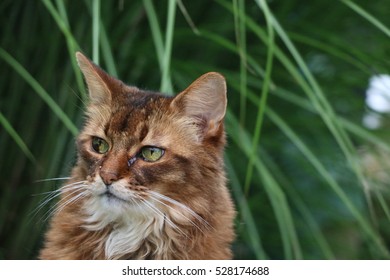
[104,91,173,137]
[112,89,169,110]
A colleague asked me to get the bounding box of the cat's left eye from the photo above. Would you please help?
[140,146,164,162]
[91,137,109,154]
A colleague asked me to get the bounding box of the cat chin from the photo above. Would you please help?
[81,193,168,259]
[81,193,156,230]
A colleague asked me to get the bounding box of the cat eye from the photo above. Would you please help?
[91,137,109,154]
[140,146,164,162]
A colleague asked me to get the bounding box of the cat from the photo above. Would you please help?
[39,52,235,260]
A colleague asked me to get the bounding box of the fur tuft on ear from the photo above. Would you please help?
[76,52,116,105]
[172,72,227,137]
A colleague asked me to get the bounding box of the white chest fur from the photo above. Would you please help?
[82,195,169,259]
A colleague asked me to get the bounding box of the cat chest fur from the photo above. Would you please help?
[82,196,175,260]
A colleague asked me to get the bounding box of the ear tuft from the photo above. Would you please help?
[76,52,112,104]
[172,72,227,137]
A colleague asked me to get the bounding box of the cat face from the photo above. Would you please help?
[74,52,228,228]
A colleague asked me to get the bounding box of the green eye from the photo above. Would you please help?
[91,137,109,154]
[140,146,164,162]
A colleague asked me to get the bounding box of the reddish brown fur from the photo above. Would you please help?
[39,52,235,260]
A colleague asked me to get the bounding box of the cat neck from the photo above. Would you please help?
[82,196,177,259]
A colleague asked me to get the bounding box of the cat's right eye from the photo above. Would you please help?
[91,137,109,154]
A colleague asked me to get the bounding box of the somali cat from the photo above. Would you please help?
[39,52,235,260]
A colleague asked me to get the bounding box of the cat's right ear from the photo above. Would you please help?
[171,72,227,140]
[76,52,113,105]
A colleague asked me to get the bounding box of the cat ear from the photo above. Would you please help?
[76,52,114,104]
[172,72,227,137]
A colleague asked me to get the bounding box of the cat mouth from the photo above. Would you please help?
[101,190,128,203]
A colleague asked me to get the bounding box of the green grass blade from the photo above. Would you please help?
[375,191,390,222]
[233,0,248,126]
[41,0,86,100]
[143,0,173,94]
[160,0,176,93]
[341,0,390,38]
[0,111,36,164]
[83,0,117,77]
[177,0,200,35]
[92,0,100,64]
[225,155,268,259]
[0,48,78,136]
[270,14,355,155]
[143,0,165,71]
[289,32,370,73]
[55,0,69,25]
[244,0,275,195]
[271,86,390,153]
[100,22,118,77]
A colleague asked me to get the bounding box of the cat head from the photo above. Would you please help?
[73,52,229,229]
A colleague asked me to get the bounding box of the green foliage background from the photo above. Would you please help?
[1,0,390,259]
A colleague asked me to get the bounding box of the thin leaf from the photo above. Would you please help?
[225,156,268,259]
[92,0,100,64]
[0,48,78,136]
[341,0,390,38]
[244,0,275,195]
[0,111,36,164]
[160,0,176,93]
[41,0,86,100]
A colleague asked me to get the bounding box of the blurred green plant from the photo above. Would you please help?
[1,0,389,259]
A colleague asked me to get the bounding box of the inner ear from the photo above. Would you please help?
[76,52,120,105]
[172,72,227,137]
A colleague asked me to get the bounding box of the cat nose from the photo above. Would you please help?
[100,170,119,186]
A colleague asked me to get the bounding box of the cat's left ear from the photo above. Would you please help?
[172,72,227,138]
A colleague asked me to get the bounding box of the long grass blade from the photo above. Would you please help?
[341,0,390,38]
[143,0,164,69]
[160,0,176,93]
[233,0,248,126]
[0,48,78,135]
[225,155,268,259]
[0,111,36,164]
[244,0,275,195]
[143,0,174,94]
[92,0,100,64]
[100,23,118,77]
[41,0,86,100]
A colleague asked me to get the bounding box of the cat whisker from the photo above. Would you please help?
[34,181,88,197]
[114,184,182,235]
[59,180,89,190]
[35,181,88,204]
[147,195,206,234]
[34,177,72,183]
[149,191,212,230]
[139,198,188,239]
[40,190,81,223]
[31,181,88,220]
[39,183,89,222]
[48,188,90,221]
